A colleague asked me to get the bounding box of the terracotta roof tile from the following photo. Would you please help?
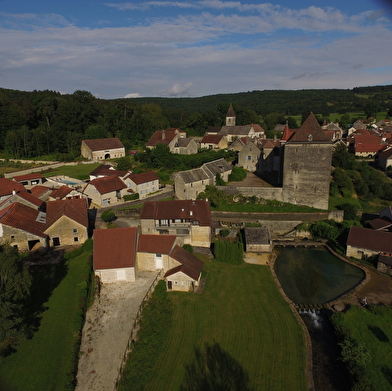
[93,227,137,269]
[13,173,43,181]
[288,113,330,143]
[45,198,88,229]
[201,134,224,144]
[86,175,126,194]
[146,129,179,147]
[137,234,177,254]
[347,226,392,254]
[30,185,53,198]
[125,171,159,185]
[82,138,124,151]
[0,203,47,238]
[50,186,73,200]
[165,245,204,280]
[0,178,26,197]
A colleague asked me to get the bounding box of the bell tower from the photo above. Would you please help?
[226,103,236,126]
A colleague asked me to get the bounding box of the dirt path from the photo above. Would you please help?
[75,271,158,391]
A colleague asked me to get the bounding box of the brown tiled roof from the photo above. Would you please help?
[354,135,386,153]
[226,103,236,118]
[146,129,178,147]
[378,254,392,266]
[369,218,392,231]
[347,226,392,253]
[45,198,88,229]
[50,186,73,200]
[0,203,47,238]
[14,191,44,208]
[281,124,296,141]
[379,148,392,158]
[201,134,224,144]
[288,113,330,143]
[0,178,26,197]
[89,164,128,178]
[137,234,177,254]
[82,138,124,151]
[125,171,159,185]
[250,123,265,132]
[93,227,137,270]
[86,175,126,194]
[165,245,204,280]
[30,185,53,198]
[140,200,212,226]
[13,173,43,181]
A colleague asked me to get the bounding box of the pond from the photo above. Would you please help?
[274,247,365,304]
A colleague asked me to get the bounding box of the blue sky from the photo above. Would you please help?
[1,0,392,98]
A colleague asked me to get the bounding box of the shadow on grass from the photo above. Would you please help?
[180,342,253,391]
[24,248,68,337]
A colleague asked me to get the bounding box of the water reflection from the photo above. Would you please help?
[274,247,364,304]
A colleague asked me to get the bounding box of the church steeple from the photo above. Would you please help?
[226,103,236,126]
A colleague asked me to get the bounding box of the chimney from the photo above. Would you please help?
[12,190,16,195]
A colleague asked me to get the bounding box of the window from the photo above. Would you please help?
[247,155,252,160]
[74,237,79,242]
[73,228,78,234]
[160,219,168,226]
[11,235,15,239]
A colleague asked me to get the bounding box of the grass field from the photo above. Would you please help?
[41,162,101,178]
[0,247,93,391]
[143,261,307,391]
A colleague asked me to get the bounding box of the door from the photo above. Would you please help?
[155,254,163,269]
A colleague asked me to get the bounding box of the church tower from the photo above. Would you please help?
[226,103,236,126]
[282,113,332,210]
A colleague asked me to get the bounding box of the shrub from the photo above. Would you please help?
[214,239,243,265]
[182,244,194,253]
[100,209,116,222]
[228,166,247,182]
[123,193,139,201]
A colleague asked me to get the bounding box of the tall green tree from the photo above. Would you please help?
[0,244,32,356]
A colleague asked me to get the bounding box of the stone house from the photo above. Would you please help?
[200,134,228,150]
[244,227,272,253]
[0,178,26,202]
[44,198,89,247]
[93,227,138,283]
[171,138,199,154]
[346,226,392,260]
[174,158,232,200]
[88,164,129,181]
[146,128,186,152]
[228,137,248,152]
[238,139,262,172]
[0,202,48,252]
[30,185,54,202]
[218,125,259,143]
[378,148,392,171]
[83,175,127,206]
[81,138,125,160]
[0,191,45,211]
[13,173,44,187]
[140,199,212,247]
[164,245,204,292]
[377,254,392,276]
[122,171,160,200]
[352,135,387,158]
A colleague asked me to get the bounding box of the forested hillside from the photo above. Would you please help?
[1,85,392,160]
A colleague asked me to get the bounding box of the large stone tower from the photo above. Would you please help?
[282,113,332,210]
[226,103,236,126]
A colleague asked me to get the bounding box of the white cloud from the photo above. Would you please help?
[168,82,194,96]
[124,92,143,98]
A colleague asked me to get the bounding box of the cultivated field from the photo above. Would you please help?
[144,261,307,391]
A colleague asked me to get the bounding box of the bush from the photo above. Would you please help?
[337,203,359,220]
[228,166,247,182]
[100,209,116,222]
[123,193,139,201]
[182,244,194,253]
[214,240,243,265]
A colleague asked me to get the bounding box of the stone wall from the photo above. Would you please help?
[0,224,47,252]
[95,267,136,283]
[45,216,88,247]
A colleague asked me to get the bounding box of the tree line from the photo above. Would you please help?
[1,85,392,160]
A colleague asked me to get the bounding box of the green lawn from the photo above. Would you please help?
[145,262,307,391]
[0,248,92,391]
[41,162,101,178]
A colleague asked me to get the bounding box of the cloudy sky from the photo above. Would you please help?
[1,0,392,99]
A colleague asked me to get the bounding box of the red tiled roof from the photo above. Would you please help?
[89,164,128,178]
[86,175,126,194]
[13,173,43,181]
[30,185,53,198]
[281,124,296,141]
[45,198,88,229]
[50,186,73,200]
[379,148,392,158]
[369,218,392,231]
[125,171,159,185]
[0,178,26,197]
[347,226,392,254]
[288,113,330,142]
[201,134,224,144]
[82,138,124,151]
[0,203,47,238]
[140,200,212,227]
[165,245,204,280]
[93,227,137,270]
[15,191,44,208]
[146,129,178,147]
[137,234,177,254]
[354,135,386,153]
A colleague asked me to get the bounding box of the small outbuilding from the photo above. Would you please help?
[81,138,125,160]
[244,227,272,253]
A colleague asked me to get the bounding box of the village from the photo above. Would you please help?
[1,106,392,391]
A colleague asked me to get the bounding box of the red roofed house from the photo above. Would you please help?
[200,134,228,150]
[352,135,387,158]
[0,190,44,211]
[48,185,87,201]
[122,171,160,200]
[83,175,127,206]
[0,178,26,202]
[146,128,186,152]
[140,200,212,247]
[44,198,89,247]
[0,202,48,251]
[88,164,129,181]
[93,227,138,283]
[81,138,125,160]
[13,173,44,187]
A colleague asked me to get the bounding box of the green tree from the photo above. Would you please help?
[116,156,132,171]
[101,209,116,222]
[197,185,226,208]
[0,244,32,356]
[310,220,339,241]
[228,166,247,182]
[215,173,226,186]
[332,143,356,170]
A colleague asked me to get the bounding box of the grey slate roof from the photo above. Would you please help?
[177,168,210,184]
[244,227,271,245]
[219,125,253,136]
[202,158,232,177]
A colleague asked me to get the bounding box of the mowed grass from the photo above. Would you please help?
[41,162,101,178]
[0,250,92,391]
[146,261,307,391]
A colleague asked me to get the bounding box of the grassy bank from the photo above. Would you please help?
[120,261,307,391]
[0,243,93,391]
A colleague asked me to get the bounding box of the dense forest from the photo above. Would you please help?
[1,85,392,160]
